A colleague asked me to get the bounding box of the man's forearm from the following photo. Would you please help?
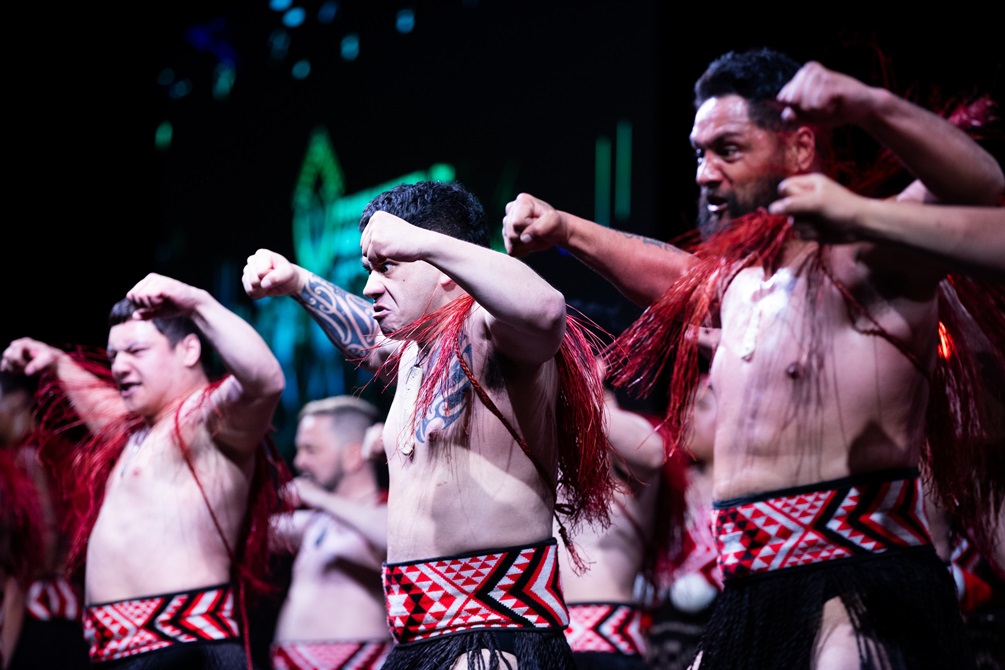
[858,200,1005,278]
[562,213,696,306]
[295,272,385,365]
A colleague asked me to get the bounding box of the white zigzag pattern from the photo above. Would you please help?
[718,479,930,574]
[565,605,612,652]
[386,544,567,638]
[86,587,237,661]
[273,640,391,670]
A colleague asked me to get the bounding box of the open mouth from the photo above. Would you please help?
[704,193,729,217]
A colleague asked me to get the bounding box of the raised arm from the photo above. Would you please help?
[242,248,395,374]
[771,173,1005,280]
[362,211,567,365]
[126,273,285,456]
[777,61,1005,206]
[502,193,696,307]
[0,338,124,434]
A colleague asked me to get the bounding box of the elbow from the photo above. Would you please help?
[541,289,568,335]
[261,362,287,400]
[538,289,568,351]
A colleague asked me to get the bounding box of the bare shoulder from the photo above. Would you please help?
[170,384,248,455]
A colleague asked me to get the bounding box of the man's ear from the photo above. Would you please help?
[180,333,202,368]
[787,126,817,174]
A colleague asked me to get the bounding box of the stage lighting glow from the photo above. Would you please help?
[155,121,173,151]
[396,9,415,34]
[282,7,306,28]
[318,1,338,23]
[341,34,359,61]
[292,59,311,79]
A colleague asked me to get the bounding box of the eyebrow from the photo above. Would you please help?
[692,129,744,148]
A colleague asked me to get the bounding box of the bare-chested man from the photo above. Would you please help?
[0,272,286,669]
[503,48,1004,669]
[270,395,392,670]
[558,373,665,670]
[243,180,612,670]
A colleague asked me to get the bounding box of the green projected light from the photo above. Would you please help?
[252,125,454,443]
[594,120,632,226]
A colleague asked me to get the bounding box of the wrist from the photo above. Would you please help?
[561,212,589,254]
[854,198,888,242]
[856,86,896,137]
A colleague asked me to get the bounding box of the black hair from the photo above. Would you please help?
[359,180,490,248]
[108,299,214,372]
[694,47,803,131]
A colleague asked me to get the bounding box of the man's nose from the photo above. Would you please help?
[362,274,382,300]
[696,156,723,187]
[110,356,129,377]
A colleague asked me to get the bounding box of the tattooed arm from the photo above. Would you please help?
[242,248,396,374]
[502,192,696,306]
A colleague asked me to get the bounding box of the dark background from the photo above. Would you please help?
[6,4,1004,434]
[6,5,1003,665]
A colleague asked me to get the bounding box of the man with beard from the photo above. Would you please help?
[270,395,392,670]
[504,48,1004,668]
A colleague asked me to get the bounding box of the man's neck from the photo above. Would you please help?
[335,471,380,503]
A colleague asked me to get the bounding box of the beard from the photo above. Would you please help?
[697,173,783,240]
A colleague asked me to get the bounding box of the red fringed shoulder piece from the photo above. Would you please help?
[30,345,292,603]
[925,276,1005,558]
[606,212,793,459]
[32,346,140,581]
[0,447,46,584]
[608,208,1005,561]
[386,295,614,573]
[553,308,615,536]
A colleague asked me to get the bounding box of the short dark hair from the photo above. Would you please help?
[694,47,803,131]
[359,180,490,248]
[108,299,213,370]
